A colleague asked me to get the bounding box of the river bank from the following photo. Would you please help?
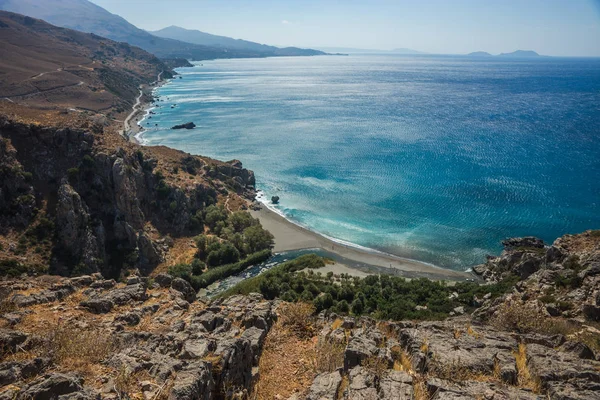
[250,206,474,281]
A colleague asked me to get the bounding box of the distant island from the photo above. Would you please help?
[467,50,542,57]
[498,50,540,57]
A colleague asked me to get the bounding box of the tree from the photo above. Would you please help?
[243,225,274,253]
[337,300,350,313]
[228,211,258,233]
[204,205,227,231]
[351,298,364,315]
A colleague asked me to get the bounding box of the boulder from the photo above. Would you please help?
[171,278,196,303]
[306,370,342,400]
[80,298,113,314]
[15,373,85,399]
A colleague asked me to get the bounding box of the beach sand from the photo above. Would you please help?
[250,206,475,281]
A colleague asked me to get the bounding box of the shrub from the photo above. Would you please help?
[168,263,193,281]
[191,258,205,275]
[204,205,227,231]
[0,259,28,277]
[67,167,79,182]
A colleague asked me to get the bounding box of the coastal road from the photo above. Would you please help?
[123,88,143,136]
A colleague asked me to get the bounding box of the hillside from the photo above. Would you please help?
[150,25,327,57]
[0,11,171,117]
[0,0,327,60]
[0,0,267,60]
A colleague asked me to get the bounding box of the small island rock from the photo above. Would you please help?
[271,196,280,204]
[171,122,196,130]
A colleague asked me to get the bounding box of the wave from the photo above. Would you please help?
[254,190,441,269]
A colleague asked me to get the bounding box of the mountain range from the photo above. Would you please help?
[150,26,326,57]
[0,0,326,60]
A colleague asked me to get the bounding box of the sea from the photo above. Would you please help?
[138,54,600,271]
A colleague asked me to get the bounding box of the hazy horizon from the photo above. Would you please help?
[90,0,600,57]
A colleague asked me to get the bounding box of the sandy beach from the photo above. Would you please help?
[250,206,475,281]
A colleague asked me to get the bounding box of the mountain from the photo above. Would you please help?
[150,25,326,57]
[0,0,287,60]
[467,51,493,57]
[0,10,171,114]
[498,50,540,57]
[391,47,425,54]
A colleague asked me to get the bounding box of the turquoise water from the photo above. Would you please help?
[140,55,600,270]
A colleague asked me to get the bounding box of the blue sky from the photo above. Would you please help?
[91,0,600,56]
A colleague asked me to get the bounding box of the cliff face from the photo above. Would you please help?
[0,117,256,278]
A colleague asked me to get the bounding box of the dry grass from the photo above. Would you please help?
[313,338,345,373]
[466,324,481,339]
[0,297,16,316]
[514,343,542,393]
[337,375,349,400]
[251,302,322,399]
[413,376,430,400]
[43,322,118,376]
[420,338,429,354]
[331,318,343,330]
[361,355,389,377]
[453,328,462,340]
[390,345,413,373]
[431,360,499,384]
[278,302,316,339]
[490,299,549,334]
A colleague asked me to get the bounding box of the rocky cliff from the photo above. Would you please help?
[0,117,256,279]
[0,260,599,400]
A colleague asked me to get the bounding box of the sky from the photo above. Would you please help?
[91,0,600,56]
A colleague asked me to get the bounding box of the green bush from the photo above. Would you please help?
[194,249,272,289]
[67,168,79,182]
[0,259,28,277]
[168,263,193,281]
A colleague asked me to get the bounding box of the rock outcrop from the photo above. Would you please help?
[0,117,257,278]
[0,275,276,399]
[472,230,600,322]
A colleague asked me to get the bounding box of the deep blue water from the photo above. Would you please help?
[140,55,600,270]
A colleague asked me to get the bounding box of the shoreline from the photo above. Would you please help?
[250,205,475,281]
[122,71,170,144]
[129,65,474,282]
